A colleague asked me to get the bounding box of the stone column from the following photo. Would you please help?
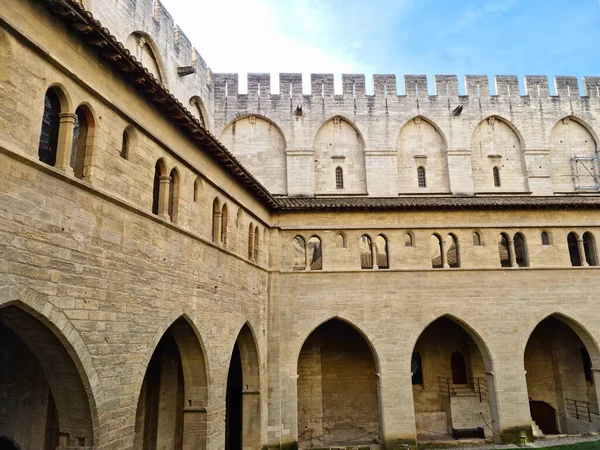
[242,390,261,450]
[372,241,379,270]
[158,175,171,220]
[213,211,223,242]
[441,241,449,268]
[508,239,517,267]
[377,368,417,447]
[55,112,76,174]
[578,238,589,266]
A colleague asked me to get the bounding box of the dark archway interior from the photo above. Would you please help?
[0,306,93,449]
[134,331,184,450]
[525,317,599,435]
[225,343,243,450]
[297,319,380,448]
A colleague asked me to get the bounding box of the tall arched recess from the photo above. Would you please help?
[314,117,367,195]
[0,305,95,449]
[471,116,527,193]
[410,316,500,443]
[524,314,600,435]
[296,319,381,448]
[221,116,287,195]
[134,317,208,449]
[225,323,261,450]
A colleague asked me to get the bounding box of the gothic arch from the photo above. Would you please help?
[189,96,209,129]
[549,115,600,147]
[125,32,166,85]
[471,115,528,192]
[409,313,494,372]
[221,114,288,195]
[222,113,288,144]
[314,114,367,145]
[0,282,101,442]
[293,315,381,374]
[314,115,367,195]
[470,114,526,148]
[398,115,449,147]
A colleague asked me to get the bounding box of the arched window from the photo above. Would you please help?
[404,233,413,247]
[417,166,426,188]
[71,106,93,180]
[253,226,259,261]
[335,233,346,249]
[513,233,528,267]
[248,223,255,260]
[152,159,166,216]
[541,231,550,246]
[168,168,179,223]
[568,232,581,267]
[411,352,423,385]
[473,231,482,246]
[38,89,61,166]
[193,178,202,203]
[498,233,511,267]
[221,204,228,246]
[212,198,221,243]
[293,236,306,270]
[375,235,389,269]
[121,128,130,159]
[583,232,597,266]
[335,167,344,189]
[446,234,459,268]
[307,236,322,270]
[493,166,501,187]
[430,234,443,269]
[360,235,373,269]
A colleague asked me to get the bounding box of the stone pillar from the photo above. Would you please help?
[488,364,533,444]
[242,390,261,450]
[158,175,171,220]
[372,241,379,270]
[365,150,398,196]
[508,239,517,267]
[578,238,589,266]
[441,241,449,268]
[287,149,314,197]
[378,368,417,447]
[182,407,207,449]
[447,149,474,195]
[213,211,223,242]
[523,149,552,195]
[55,112,76,174]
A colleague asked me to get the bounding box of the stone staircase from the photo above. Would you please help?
[532,420,544,438]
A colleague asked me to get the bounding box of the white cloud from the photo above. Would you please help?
[160,0,360,93]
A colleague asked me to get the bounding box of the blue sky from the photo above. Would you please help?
[161,0,600,95]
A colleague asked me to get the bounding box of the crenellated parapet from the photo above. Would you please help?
[213,73,600,198]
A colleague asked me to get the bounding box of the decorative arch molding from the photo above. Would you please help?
[408,312,495,372]
[0,281,102,439]
[189,95,210,129]
[125,31,167,86]
[43,82,73,113]
[520,311,600,367]
[292,315,382,375]
[548,115,600,147]
[314,114,367,147]
[470,114,527,149]
[398,114,449,148]
[139,305,212,387]
[221,112,289,146]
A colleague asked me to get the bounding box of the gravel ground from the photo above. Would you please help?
[431,434,600,449]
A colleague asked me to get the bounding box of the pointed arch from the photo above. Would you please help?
[253,226,260,261]
[168,168,180,223]
[134,312,209,449]
[221,114,287,195]
[221,203,228,246]
[0,283,101,445]
[314,115,367,195]
[226,322,262,449]
[121,125,136,160]
[471,116,527,192]
[398,116,449,193]
[549,116,599,192]
[125,32,166,85]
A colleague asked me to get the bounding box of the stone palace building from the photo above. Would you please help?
[1,0,600,448]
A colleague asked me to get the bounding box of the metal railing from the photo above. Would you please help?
[438,377,488,403]
[566,398,592,422]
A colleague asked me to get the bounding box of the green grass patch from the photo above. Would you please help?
[537,441,600,450]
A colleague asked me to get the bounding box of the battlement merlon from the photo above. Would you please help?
[212,73,600,99]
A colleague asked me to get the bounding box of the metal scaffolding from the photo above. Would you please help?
[571,153,600,191]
